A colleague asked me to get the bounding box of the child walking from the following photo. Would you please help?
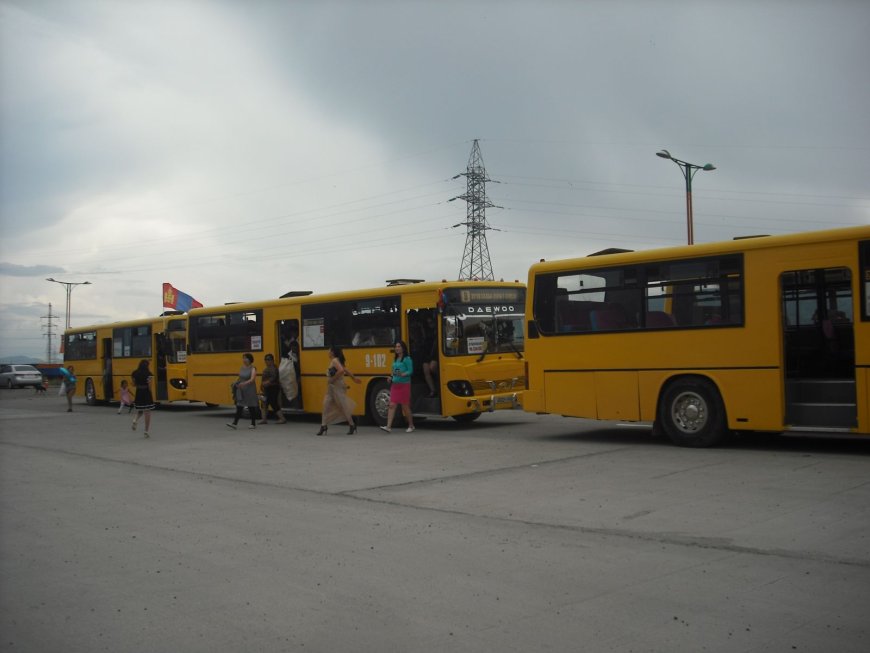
[118,379,134,414]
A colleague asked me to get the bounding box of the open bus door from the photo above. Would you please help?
[101,337,113,403]
[407,307,441,415]
[154,333,169,401]
[782,267,857,429]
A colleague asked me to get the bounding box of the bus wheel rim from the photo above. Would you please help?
[671,391,707,433]
[374,388,390,420]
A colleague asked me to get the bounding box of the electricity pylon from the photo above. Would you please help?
[451,139,500,280]
[41,303,58,364]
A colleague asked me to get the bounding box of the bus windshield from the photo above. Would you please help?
[441,287,525,357]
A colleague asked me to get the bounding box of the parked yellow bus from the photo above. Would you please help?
[186,280,525,425]
[63,312,190,405]
[524,225,870,446]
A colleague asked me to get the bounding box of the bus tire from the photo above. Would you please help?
[659,377,728,448]
[368,379,391,427]
[85,378,97,406]
[452,412,481,423]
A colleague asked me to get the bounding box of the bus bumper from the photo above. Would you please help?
[468,392,522,413]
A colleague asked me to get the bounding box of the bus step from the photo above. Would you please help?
[785,378,856,404]
[786,401,857,428]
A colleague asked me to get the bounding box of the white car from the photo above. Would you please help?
[0,364,43,389]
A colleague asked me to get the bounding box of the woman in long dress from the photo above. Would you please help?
[317,346,361,436]
[227,353,259,430]
[131,359,156,438]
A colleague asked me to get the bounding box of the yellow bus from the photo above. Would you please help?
[186,280,525,425]
[63,312,190,406]
[524,225,870,446]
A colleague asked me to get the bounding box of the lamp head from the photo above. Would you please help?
[656,149,672,160]
[702,164,716,171]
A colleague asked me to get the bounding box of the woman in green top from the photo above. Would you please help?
[380,340,415,433]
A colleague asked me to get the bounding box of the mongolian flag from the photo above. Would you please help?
[163,283,203,312]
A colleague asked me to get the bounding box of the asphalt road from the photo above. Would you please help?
[1,389,869,652]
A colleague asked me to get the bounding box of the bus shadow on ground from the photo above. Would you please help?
[728,430,870,456]
[539,422,870,455]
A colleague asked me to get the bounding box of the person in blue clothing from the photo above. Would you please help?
[58,365,77,412]
[379,340,415,433]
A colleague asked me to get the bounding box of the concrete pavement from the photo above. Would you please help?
[1,389,869,652]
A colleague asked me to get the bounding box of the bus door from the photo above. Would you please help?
[154,333,169,401]
[275,319,301,409]
[781,267,856,428]
[102,338,114,400]
[407,307,440,413]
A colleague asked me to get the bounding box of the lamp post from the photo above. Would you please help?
[656,149,716,245]
[46,278,91,330]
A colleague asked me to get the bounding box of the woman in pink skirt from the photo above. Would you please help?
[380,340,415,433]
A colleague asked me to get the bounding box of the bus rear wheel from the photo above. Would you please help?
[85,378,97,406]
[659,377,728,448]
[368,379,391,427]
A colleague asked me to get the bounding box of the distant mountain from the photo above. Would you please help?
[2,355,43,364]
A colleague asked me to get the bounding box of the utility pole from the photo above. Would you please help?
[450,139,500,280]
[655,149,716,245]
[41,303,59,364]
[46,277,91,329]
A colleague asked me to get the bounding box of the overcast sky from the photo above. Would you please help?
[1,0,868,360]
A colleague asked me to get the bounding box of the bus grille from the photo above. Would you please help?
[471,377,526,393]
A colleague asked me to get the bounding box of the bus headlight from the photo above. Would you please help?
[447,380,474,397]
[170,378,187,390]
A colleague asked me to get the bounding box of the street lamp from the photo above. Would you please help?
[46,278,91,330]
[656,149,716,245]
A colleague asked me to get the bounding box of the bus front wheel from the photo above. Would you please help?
[452,412,481,423]
[659,377,728,448]
[85,378,97,406]
[368,380,391,426]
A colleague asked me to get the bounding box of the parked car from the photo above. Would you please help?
[0,364,44,389]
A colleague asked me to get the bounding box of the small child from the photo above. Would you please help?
[118,379,134,414]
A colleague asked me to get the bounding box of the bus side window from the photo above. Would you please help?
[590,306,627,331]
[557,300,593,332]
[646,311,675,328]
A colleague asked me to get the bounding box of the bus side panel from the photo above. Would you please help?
[858,368,870,434]
[855,306,869,433]
[714,369,785,432]
[638,369,784,432]
[594,371,640,421]
[300,375,325,413]
[164,361,188,402]
[542,371,597,418]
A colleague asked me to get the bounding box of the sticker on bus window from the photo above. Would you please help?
[467,337,485,354]
[176,351,187,363]
[251,336,262,351]
[303,319,325,348]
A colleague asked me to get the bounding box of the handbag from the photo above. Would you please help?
[58,381,66,396]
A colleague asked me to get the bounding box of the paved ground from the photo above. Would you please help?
[1,389,869,652]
